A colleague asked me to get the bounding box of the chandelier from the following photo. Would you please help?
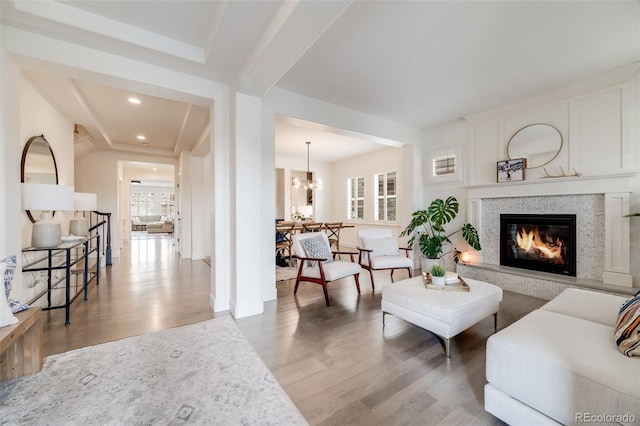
[292,141,322,190]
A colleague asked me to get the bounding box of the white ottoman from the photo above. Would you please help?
[381,276,503,356]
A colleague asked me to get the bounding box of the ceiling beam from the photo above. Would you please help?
[69,80,114,148]
[233,1,352,97]
[173,104,193,155]
[203,0,229,64]
[12,0,205,63]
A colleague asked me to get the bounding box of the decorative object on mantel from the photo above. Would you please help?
[507,123,563,169]
[497,158,525,183]
[540,166,582,179]
[401,196,481,267]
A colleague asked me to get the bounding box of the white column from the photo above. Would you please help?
[179,151,192,259]
[604,192,633,286]
[190,157,205,260]
[211,93,231,313]
[230,92,264,317]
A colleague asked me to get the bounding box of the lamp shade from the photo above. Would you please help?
[22,183,74,211]
[74,192,97,211]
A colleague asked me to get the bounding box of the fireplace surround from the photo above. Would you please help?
[500,214,576,277]
[459,174,634,300]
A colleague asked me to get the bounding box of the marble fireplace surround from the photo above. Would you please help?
[458,174,635,299]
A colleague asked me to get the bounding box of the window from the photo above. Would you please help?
[427,145,464,184]
[347,177,364,220]
[433,155,456,176]
[374,171,397,222]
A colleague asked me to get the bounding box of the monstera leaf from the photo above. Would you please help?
[401,196,481,261]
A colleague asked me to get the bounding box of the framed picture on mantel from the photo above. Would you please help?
[497,158,525,183]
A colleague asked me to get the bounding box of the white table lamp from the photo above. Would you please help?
[69,192,97,236]
[22,183,74,248]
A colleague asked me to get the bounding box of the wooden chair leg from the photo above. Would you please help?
[294,279,300,294]
[354,273,361,294]
[390,270,395,282]
[369,269,375,291]
[322,283,330,306]
[407,268,412,278]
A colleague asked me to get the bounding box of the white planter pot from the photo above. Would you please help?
[421,257,442,273]
[431,275,446,285]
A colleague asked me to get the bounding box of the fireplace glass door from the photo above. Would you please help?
[500,214,576,276]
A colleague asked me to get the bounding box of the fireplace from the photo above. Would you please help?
[500,214,576,276]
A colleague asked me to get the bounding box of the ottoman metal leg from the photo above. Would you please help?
[493,312,498,332]
[444,338,451,358]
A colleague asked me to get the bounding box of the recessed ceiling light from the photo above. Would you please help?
[137,135,146,140]
[128,97,141,104]
[152,167,158,171]
[141,142,149,147]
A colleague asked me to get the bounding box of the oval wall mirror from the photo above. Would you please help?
[21,134,59,223]
[507,123,563,169]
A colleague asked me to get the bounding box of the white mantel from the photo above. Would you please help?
[467,173,635,199]
[466,174,633,288]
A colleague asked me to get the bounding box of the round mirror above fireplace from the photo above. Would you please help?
[507,123,562,169]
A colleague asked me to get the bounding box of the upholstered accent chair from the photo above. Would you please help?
[292,232,361,306]
[357,229,413,291]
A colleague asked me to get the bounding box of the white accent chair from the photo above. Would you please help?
[292,232,362,306]
[356,229,413,291]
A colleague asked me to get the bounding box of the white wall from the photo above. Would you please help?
[17,73,75,305]
[75,151,176,259]
[330,146,405,249]
[422,64,640,286]
[274,156,332,221]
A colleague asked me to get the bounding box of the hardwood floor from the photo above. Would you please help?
[41,237,546,425]
[236,273,546,426]
[42,234,216,356]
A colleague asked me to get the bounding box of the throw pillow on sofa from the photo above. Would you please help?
[0,263,18,327]
[2,255,29,314]
[614,290,640,357]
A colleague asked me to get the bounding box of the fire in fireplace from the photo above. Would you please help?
[500,214,576,276]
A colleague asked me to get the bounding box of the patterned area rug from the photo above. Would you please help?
[0,317,307,425]
[276,265,298,282]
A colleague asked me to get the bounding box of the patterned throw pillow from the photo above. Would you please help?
[0,262,18,328]
[301,235,334,268]
[1,256,29,314]
[614,290,640,357]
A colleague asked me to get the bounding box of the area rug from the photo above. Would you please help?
[0,316,307,425]
[276,265,298,282]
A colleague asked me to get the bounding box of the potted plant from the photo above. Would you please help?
[430,264,446,285]
[400,196,481,268]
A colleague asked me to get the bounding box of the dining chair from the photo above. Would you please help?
[324,222,343,250]
[302,222,323,233]
[292,232,361,306]
[276,223,296,267]
[356,229,413,291]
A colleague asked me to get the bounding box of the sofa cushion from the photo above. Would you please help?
[540,288,628,327]
[614,292,640,357]
[486,309,640,425]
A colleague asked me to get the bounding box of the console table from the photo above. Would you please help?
[22,235,100,326]
[0,307,43,382]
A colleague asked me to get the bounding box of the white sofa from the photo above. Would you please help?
[485,288,640,425]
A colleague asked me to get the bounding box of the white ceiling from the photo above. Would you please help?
[2,1,639,164]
